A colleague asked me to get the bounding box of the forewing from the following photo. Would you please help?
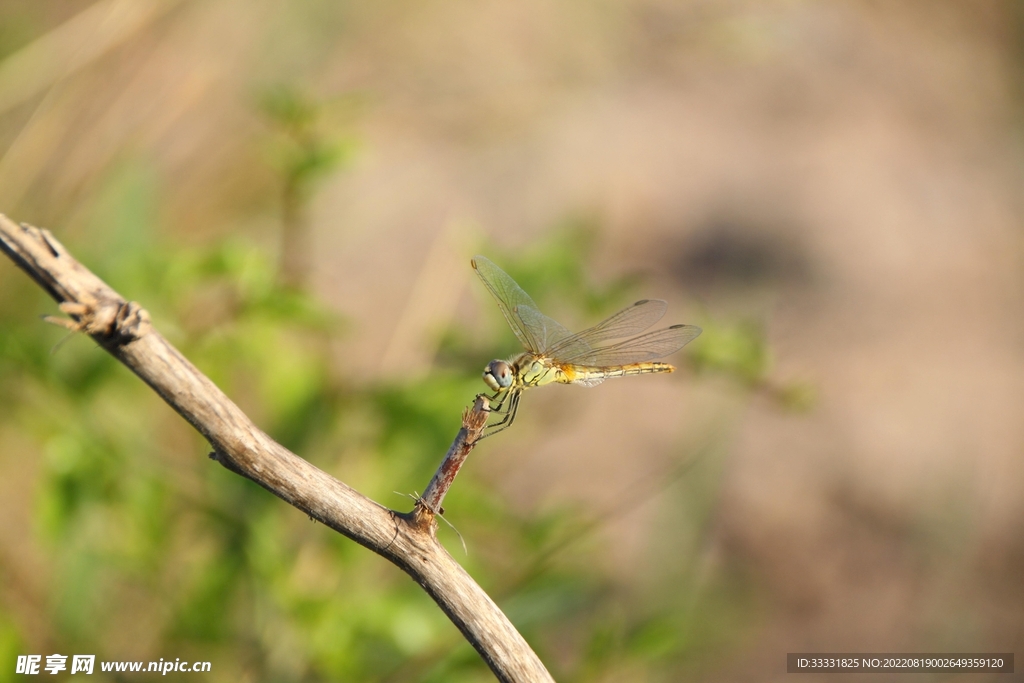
[515,304,588,356]
[472,256,544,352]
[546,299,667,361]
[566,324,702,366]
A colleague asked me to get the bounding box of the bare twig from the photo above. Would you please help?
[417,395,490,516]
[0,215,552,683]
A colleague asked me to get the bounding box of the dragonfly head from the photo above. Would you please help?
[482,359,514,392]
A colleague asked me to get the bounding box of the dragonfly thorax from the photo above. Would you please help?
[482,359,515,391]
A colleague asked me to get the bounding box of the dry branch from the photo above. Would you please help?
[0,214,553,683]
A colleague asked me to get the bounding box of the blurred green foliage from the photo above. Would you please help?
[259,84,357,289]
[0,152,797,682]
[259,85,355,205]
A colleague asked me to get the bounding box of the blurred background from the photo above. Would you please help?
[1,0,1023,681]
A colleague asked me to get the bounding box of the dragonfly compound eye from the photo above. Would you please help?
[483,360,514,391]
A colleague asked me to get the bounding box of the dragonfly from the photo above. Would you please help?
[472,255,702,437]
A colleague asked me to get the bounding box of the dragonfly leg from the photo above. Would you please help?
[489,389,519,426]
[479,389,521,439]
[476,389,510,411]
[477,386,517,415]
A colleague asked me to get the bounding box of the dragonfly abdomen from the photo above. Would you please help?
[560,362,674,384]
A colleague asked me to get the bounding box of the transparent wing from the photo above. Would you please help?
[472,256,546,352]
[546,299,667,360]
[560,324,702,366]
[516,305,590,357]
